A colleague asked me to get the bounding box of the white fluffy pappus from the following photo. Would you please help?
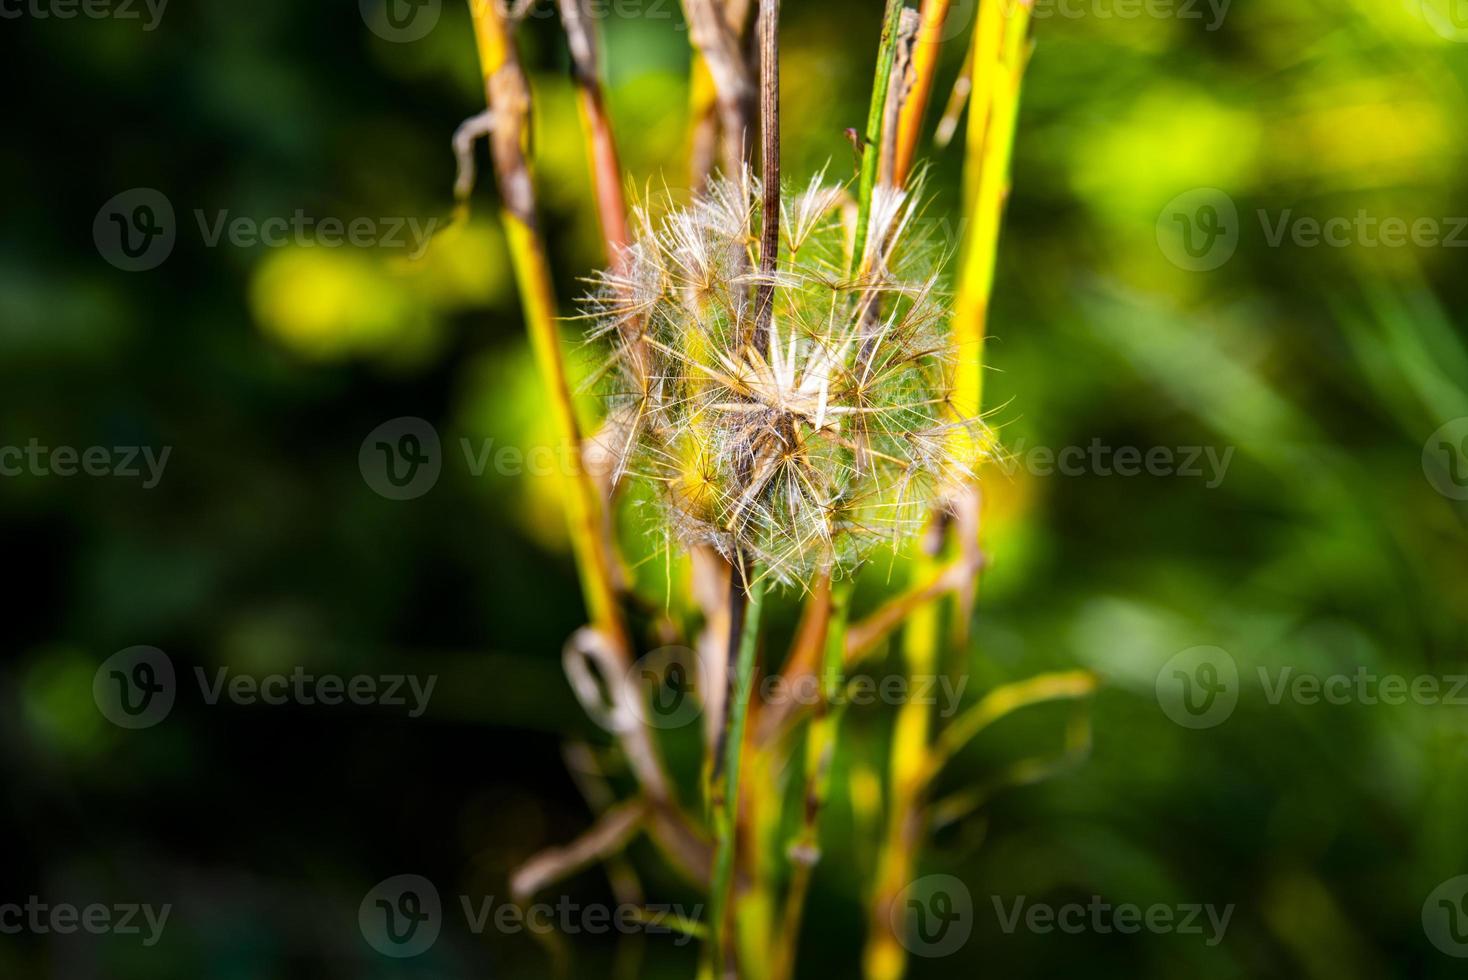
[582,170,990,587]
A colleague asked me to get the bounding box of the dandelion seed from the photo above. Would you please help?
[584,172,990,586]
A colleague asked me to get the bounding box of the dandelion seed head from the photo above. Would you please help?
[584,172,990,586]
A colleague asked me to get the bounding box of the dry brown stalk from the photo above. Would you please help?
[752,0,781,355]
[892,0,952,186]
[683,0,757,177]
[558,0,631,267]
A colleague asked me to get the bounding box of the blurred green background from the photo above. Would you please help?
[3,0,1467,976]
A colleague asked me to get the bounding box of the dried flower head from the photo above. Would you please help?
[585,170,986,586]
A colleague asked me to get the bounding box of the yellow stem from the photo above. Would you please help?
[862,545,941,980]
[865,4,1035,975]
[953,0,1030,433]
[468,0,628,652]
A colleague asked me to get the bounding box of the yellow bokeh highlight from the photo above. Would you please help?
[1069,86,1262,221]
[249,219,510,364]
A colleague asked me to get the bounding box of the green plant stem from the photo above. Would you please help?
[850,0,906,278]
[709,563,765,978]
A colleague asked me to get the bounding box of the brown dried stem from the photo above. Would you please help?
[557,0,631,268]
[511,798,648,900]
[683,0,756,178]
[878,7,921,188]
[752,0,781,355]
[892,0,951,186]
